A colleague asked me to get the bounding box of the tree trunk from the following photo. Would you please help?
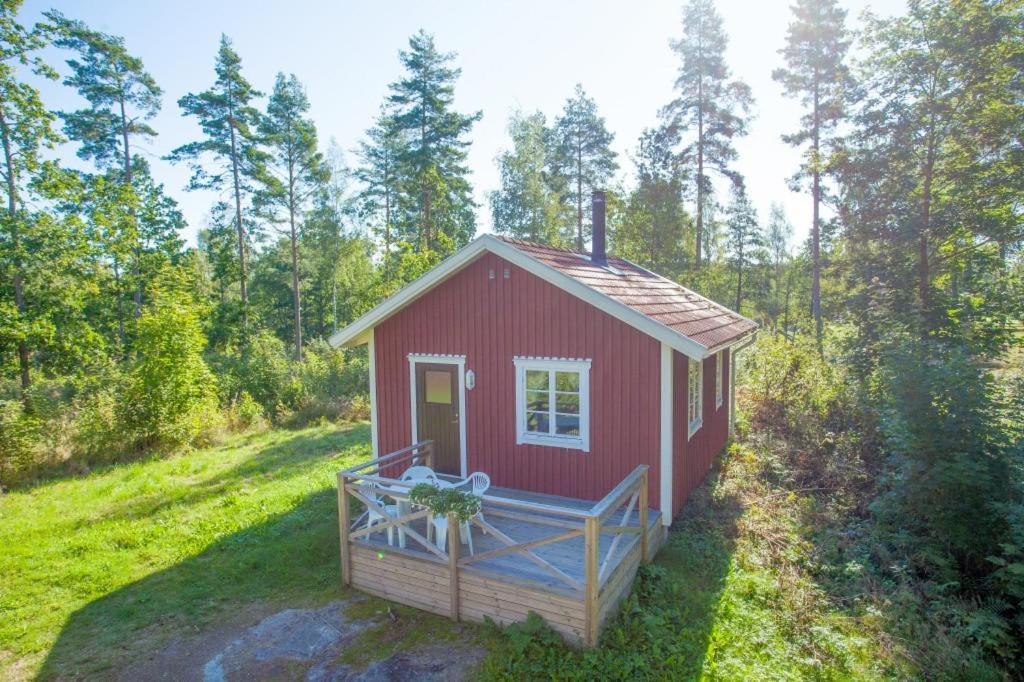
[919,136,936,334]
[331,277,338,335]
[119,95,143,319]
[112,255,127,350]
[226,91,249,334]
[383,166,391,281]
[288,162,303,361]
[735,260,743,312]
[576,143,583,252]
[811,76,823,353]
[1,109,30,399]
[695,40,705,270]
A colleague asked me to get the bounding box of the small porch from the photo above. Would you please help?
[337,442,665,646]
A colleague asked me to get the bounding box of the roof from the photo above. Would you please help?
[329,234,757,359]
[496,237,757,350]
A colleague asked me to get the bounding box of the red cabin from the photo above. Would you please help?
[331,195,757,525]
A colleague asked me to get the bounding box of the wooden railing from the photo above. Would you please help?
[337,442,651,646]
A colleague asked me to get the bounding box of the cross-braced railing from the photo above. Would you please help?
[337,442,650,646]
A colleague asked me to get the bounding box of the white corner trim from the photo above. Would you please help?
[659,343,674,526]
[328,234,712,359]
[513,357,590,452]
[408,354,467,477]
[368,329,379,457]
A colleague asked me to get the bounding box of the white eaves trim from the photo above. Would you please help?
[329,234,712,360]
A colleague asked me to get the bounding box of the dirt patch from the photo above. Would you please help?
[120,598,486,681]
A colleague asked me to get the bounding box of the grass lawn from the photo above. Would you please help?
[0,424,374,679]
[1,424,909,680]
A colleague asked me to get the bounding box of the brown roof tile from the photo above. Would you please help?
[496,236,757,350]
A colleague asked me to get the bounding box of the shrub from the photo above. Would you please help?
[0,400,42,488]
[71,384,126,464]
[122,300,221,450]
[232,390,265,430]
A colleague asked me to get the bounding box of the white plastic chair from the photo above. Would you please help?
[398,465,439,529]
[463,472,490,525]
[364,489,404,548]
[401,466,439,484]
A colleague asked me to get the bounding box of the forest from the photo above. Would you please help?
[1,0,1022,677]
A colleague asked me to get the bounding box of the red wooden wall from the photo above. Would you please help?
[670,349,730,519]
[373,252,662,506]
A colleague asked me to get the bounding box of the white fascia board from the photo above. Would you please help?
[481,236,709,360]
[329,233,710,359]
[328,237,491,348]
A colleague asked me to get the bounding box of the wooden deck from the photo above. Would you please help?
[337,443,666,645]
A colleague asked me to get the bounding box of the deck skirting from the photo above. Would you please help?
[347,513,665,645]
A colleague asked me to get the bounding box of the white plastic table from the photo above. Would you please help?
[378,478,455,549]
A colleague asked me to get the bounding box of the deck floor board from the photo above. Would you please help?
[358,492,660,592]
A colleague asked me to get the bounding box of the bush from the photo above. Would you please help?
[0,400,42,488]
[71,383,126,464]
[212,334,368,428]
[121,300,221,450]
[226,390,265,431]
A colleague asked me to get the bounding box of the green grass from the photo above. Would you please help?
[2,424,911,680]
[0,424,372,679]
[477,444,911,680]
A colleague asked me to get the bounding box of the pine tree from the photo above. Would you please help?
[169,35,265,333]
[489,111,565,245]
[47,12,174,322]
[772,0,851,348]
[355,109,401,276]
[724,186,762,312]
[551,84,618,252]
[663,0,753,269]
[256,73,328,360]
[840,0,1024,344]
[765,203,793,328]
[0,1,61,396]
[386,30,480,251]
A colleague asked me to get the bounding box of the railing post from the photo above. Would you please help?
[337,472,351,587]
[448,512,460,621]
[640,468,649,564]
[584,515,599,646]
[426,442,435,470]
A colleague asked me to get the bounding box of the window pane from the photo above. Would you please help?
[555,371,579,392]
[424,370,451,404]
[555,392,579,413]
[526,411,549,433]
[555,414,580,436]
[526,370,549,390]
[525,390,549,412]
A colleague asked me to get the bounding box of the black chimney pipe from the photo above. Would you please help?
[591,190,606,265]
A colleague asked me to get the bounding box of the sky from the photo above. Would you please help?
[21,0,904,248]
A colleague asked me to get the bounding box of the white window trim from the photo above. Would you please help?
[688,358,703,440]
[408,353,467,477]
[513,356,591,452]
[715,350,723,410]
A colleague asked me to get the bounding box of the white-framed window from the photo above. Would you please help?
[514,357,590,452]
[715,350,723,410]
[688,357,703,439]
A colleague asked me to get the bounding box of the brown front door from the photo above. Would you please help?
[415,363,461,475]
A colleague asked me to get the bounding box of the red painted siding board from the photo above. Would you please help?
[668,349,730,521]
[374,252,662,506]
